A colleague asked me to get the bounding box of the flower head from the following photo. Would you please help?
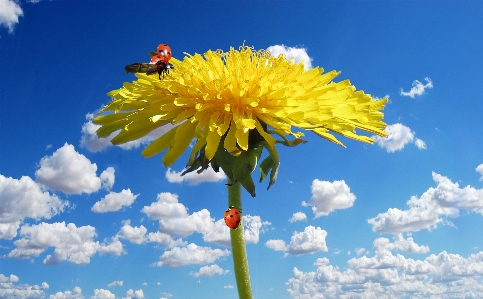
[94,45,387,194]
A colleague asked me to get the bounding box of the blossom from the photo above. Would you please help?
[95,45,387,162]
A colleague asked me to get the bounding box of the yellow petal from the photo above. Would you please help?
[162,121,197,166]
[142,125,179,158]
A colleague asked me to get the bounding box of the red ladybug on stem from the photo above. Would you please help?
[224,206,241,229]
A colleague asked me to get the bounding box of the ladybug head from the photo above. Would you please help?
[157,44,172,63]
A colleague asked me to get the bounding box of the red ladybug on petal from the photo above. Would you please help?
[224,206,241,229]
[124,43,174,79]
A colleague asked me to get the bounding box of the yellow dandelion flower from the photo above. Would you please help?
[94,45,387,194]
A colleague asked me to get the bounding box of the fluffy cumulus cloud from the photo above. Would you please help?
[6,222,124,264]
[100,167,115,191]
[142,192,211,237]
[142,192,188,220]
[116,221,147,245]
[80,113,174,152]
[107,280,124,288]
[189,264,229,277]
[374,123,427,152]
[91,289,116,299]
[368,172,483,234]
[154,243,230,267]
[289,212,307,223]
[0,0,23,34]
[399,77,433,98]
[477,164,483,181]
[0,174,68,240]
[286,241,483,298]
[142,192,268,246]
[123,289,144,299]
[165,166,226,185]
[156,207,211,238]
[286,226,328,255]
[267,44,313,70]
[115,221,187,247]
[373,234,430,254]
[202,215,268,248]
[414,138,427,150]
[302,179,356,217]
[266,226,328,256]
[0,273,48,299]
[265,239,287,252]
[49,286,83,299]
[35,143,114,194]
[355,247,367,256]
[91,189,139,213]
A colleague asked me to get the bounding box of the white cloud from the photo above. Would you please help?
[374,123,421,153]
[287,247,483,298]
[0,174,68,240]
[49,286,83,299]
[158,209,213,238]
[91,189,139,213]
[0,273,48,299]
[80,113,174,153]
[145,232,185,248]
[142,192,267,246]
[107,280,123,288]
[224,285,234,289]
[267,226,328,256]
[286,226,328,256]
[189,264,229,277]
[6,222,124,264]
[0,0,23,34]
[355,247,367,256]
[368,171,483,234]
[399,77,433,98]
[100,167,115,191]
[79,114,113,152]
[143,193,215,238]
[373,234,430,254]
[414,138,427,150]
[115,220,184,247]
[266,44,313,70]
[154,243,230,267]
[35,143,111,194]
[289,212,307,223]
[117,221,147,244]
[91,289,115,299]
[202,215,268,248]
[302,179,356,217]
[123,289,144,299]
[142,192,188,220]
[476,164,483,181]
[165,166,226,185]
[265,239,287,252]
[201,218,230,246]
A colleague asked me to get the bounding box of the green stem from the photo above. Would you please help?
[227,179,253,299]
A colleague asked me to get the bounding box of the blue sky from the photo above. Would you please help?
[1,1,483,298]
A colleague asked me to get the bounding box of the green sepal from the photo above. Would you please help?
[228,147,262,197]
[259,142,280,190]
[182,156,202,176]
[259,155,273,182]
